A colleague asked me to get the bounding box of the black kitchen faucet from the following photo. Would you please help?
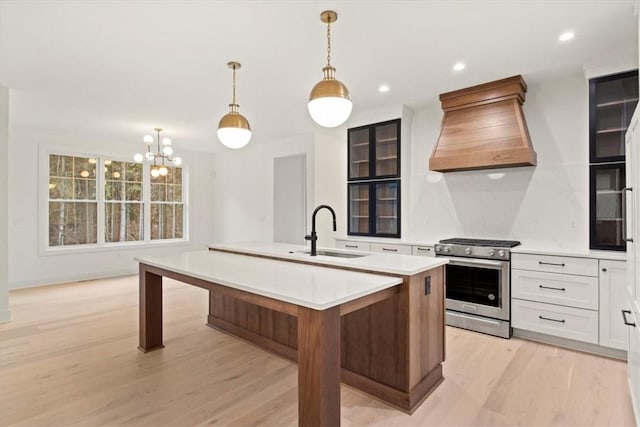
[305,204,337,256]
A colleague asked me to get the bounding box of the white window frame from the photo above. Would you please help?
[39,146,189,255]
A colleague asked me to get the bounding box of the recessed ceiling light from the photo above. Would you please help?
[453,62,465,72]
[558,31,575,42]
[378,84,390,93]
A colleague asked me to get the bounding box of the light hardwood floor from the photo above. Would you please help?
[0,275,635,426]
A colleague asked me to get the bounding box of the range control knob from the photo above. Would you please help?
[488,249,495,256]
[498,250,506,257]
[435,245,441,252]
[444,246,451,253]
[465,247,472,255]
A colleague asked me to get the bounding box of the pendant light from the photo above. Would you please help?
[217,61,252,149]
[308,10,352,128]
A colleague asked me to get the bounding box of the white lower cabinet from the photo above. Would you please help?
[513,253,632,351]
[512,299,599,343]
[512,269,598,310]
[335,239,370,252]
[369,242,411,255]
[412,245,435,257]
[627,301,640,423]
[599,260,629,350]
[512,254,600,345]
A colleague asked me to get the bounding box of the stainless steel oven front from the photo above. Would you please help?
[443,256,512,338]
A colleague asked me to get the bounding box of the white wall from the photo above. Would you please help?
[210,134,314,243]
[0,87,10,321]
[311,70,593,251]
[409,70,590,249]
[312,105,413,247]
[8,124,216,288]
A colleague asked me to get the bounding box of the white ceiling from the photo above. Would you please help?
[1,0,637,153]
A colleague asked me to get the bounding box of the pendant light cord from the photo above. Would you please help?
[232,64,237,105]
[326,18,332,67]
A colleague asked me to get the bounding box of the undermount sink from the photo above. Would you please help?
[297,250,369,258]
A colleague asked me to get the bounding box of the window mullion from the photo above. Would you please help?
[144,163,151,241]
[96,157,105,245]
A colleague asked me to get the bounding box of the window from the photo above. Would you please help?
[46,152,186,250]
[150,166,183,240]
[104,160,144,242]
[49,155,98,246]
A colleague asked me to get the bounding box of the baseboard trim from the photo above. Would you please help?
[513,328,627,360]
[9,269,137,290]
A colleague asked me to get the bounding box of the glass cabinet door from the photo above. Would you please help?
[348,183,370,235]
[374,180,400,236]
[590,164,626,250]
[375,122,399,177]
[590,71,638,162]
[348,128,370,180]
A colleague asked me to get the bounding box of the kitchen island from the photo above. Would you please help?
[136,249,406,426]
[207,242,448,413]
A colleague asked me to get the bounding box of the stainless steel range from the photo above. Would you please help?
[435,238,521,338]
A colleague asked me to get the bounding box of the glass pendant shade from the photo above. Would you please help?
[217,105,252,149]
[308,72,352,127]
[218,61,252,149]
[308,11,352,128]
[150,167,160,178]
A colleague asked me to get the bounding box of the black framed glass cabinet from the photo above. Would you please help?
[347,119,401,238]
[589,70,638,250]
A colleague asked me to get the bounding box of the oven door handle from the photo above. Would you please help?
[446,258,507,269]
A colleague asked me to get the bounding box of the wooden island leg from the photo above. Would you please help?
[297,305,341,427]
[138,265,164,352]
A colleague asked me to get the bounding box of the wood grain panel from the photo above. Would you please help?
[429,75,536,172]
[408,268,445,388]
[297,306,341,427]
[439,75,527,110]
[138,265,164,352]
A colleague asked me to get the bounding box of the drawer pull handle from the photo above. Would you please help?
[539,285,566,292]
[382,248,398,252]
[345,244,358,249]
[622,310,637,327]
[417,247,431,251]
[539,315,565,323]
[538,261,565,267]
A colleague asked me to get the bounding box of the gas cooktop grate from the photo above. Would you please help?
[439,238,521,248]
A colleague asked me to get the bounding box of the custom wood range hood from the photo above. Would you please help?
[429,75,537,172]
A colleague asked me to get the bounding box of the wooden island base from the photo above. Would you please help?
[207,265,445,413]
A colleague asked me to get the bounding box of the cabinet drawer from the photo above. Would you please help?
[370,242,411,255]
[512,253,598,277]
[512,269,598,310]
[412,245,435,257]
[512,299,598,344]
[335,240,370,252]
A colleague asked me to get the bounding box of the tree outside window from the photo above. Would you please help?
[48,155,98,246]
[47,153,185,248]
[104,160,144,242]
[150,166,183,240]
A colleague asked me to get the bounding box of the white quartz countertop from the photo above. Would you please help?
[135,250,403,311]
[207,242,448,276]
[511,245,628,261]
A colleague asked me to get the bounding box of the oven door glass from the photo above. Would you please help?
[445,260,503,307]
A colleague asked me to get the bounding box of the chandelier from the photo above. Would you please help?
[308,10,352,128]
[133,128,182,177]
